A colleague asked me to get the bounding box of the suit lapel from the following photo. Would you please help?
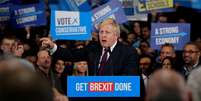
[107,42,120,65]
[93,49,102,75]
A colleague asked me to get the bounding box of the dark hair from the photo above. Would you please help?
[161,43,174,49]
[161,56,176,70]
[184,41,201,51]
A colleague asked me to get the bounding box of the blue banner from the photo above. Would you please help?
[10,2,46,28]
[174,0,201,9]
[51,11,91,40]
[67,76,140,97]
[0,3,11,23]
[150,23,190,50]
[92,0,127,30]
[58,0,91,11]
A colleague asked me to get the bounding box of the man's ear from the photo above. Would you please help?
[197,51,200,58]
[173,53,176,58]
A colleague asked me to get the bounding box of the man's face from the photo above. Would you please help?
[0,38,15,54]
[160,46,175,61]
[37,50,51,69]
[127,34,135,43]
[99,24,118,48]
[142,27,150,39]
[140,57,151,73]
[183,44,200,65]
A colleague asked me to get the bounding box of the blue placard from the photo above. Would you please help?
[0,3,11,23]
[174,0,201,9]
[150,23,190,50]
[10,2,46,28]
[67,76,140,97]
[58,0,91,11]
[92,0,127,30]
[51,11,91,40]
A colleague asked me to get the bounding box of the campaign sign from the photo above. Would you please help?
[150,23,190,50]
[58,0,91,11]
[137,0,174,13]
[119,0,148,21]
[92,0,127,30]
[67,76,140,97]
[10,2,46,28]
[0,3,10,23]
[174,0,201,9]
[51,11,91,40]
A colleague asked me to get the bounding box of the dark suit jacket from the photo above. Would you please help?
[52,42,144,101]
[88,42,139,76]
[52,42,139,76]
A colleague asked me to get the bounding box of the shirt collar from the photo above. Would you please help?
[102,41,117,52]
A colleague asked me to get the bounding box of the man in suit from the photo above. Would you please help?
[146,69,192,101]
[40,18,143,101]
[41,18,139,76]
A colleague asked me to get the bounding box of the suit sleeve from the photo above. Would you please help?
[52,46,87,62]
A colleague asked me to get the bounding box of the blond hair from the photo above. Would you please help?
[99,18,120,37]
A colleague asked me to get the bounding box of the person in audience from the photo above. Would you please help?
[73,60,88,76]
[187,65,201,101]
[53,59,67,94]
[0,35,16,55]
[0,56,53,101]
[155,43,176,70]
[180,42,201,79]
[35,49,62,93]
[139,55,154,87]
[146,69,192,101]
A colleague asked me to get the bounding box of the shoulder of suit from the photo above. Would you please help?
[117,42,136,50]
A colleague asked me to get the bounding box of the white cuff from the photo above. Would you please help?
[49,44,57,55]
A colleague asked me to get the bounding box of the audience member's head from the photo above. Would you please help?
[187,66,201,101]
[161,57,175,70]
[0,57,53,101]
[133,22,141,37]
[141,26,150,40]
[54,59,65,78]
[183,42,200,67]
[146,69,192,101]
[36,50,51,71]
[139,55,153,76]
[160,43,176,62]
[0,35,16,54]
[73,59,88,76]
